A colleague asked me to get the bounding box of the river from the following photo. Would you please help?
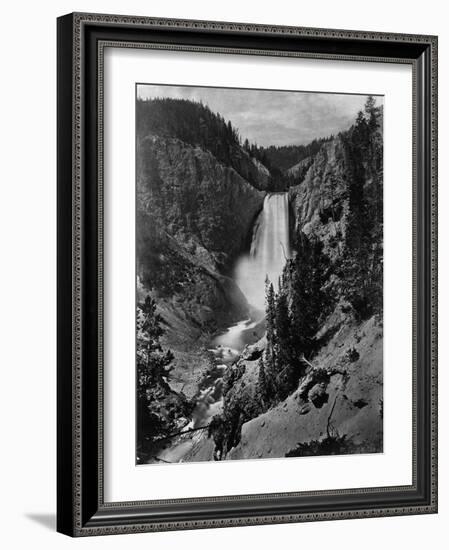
[148,192,291,463]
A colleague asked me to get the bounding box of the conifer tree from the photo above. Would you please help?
[364,95,380,131]
[273,288,297,399]
[137,294,178,448]
[339,96,383,318]
[256,357,270,410]
[288,232,327,360]
[263,279,278,398]
[137,295,174,394]
[265,278,277,362]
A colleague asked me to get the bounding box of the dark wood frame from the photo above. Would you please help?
[57,12,438,537]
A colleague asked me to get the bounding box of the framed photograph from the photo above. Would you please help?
[57,12,438,536]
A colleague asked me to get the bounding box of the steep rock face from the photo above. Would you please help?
[214,110,384,460]
[136,97,273,192]
[287,155,313,181]
[138,135,265,273]
[137,134,266,343]
[289,137,349,261]
[223,143,272,191]
[248,156,271,187]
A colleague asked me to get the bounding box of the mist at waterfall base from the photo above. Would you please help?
[152,194,293,462]
[235,193,291,312]
[211,193,291,356]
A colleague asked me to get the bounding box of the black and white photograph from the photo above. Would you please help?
[1,1,442,545]
[136,84,384,464]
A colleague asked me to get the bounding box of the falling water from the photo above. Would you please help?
[151,194,291,463]
[234,193,291,312]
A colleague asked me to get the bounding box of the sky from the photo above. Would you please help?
[137,84,383,147]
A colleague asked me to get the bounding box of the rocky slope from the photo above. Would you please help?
[136,113,271,420]
[137,134,266,337]
[137,96,384,463]
[226,308,382,459]
[287,155,313,181]
[136,98,283,461]
[210,100,384,460]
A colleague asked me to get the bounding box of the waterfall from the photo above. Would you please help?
[234,193,291,312]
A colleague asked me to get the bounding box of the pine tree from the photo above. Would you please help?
[343,111,369,253]
[338,96,383,318]
[273,288,297,399]
[256,357,269,410]
[263,279,279,403]
[137,294,177,449]
[288,232,327,360]
[261,236,329,404]
[137,295,173,393]
[364,95,380,131]
[265,278,277,362]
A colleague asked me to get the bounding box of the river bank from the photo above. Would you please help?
[143,314,265,464]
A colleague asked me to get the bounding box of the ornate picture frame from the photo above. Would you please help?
[57,12,437,536]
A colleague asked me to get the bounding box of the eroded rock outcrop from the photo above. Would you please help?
[227,313,382,459]
[137,134,266,339]
[212,104,384,460]
[289,137,349,261]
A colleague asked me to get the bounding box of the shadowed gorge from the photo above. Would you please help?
[135,91,383,464]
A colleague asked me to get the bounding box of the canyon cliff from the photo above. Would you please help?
[136,99,269,441]
[209,99,384,460]
[136,94,384,463]
[137,112,268,341]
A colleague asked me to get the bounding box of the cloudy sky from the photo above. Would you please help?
[137,84,382,147]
